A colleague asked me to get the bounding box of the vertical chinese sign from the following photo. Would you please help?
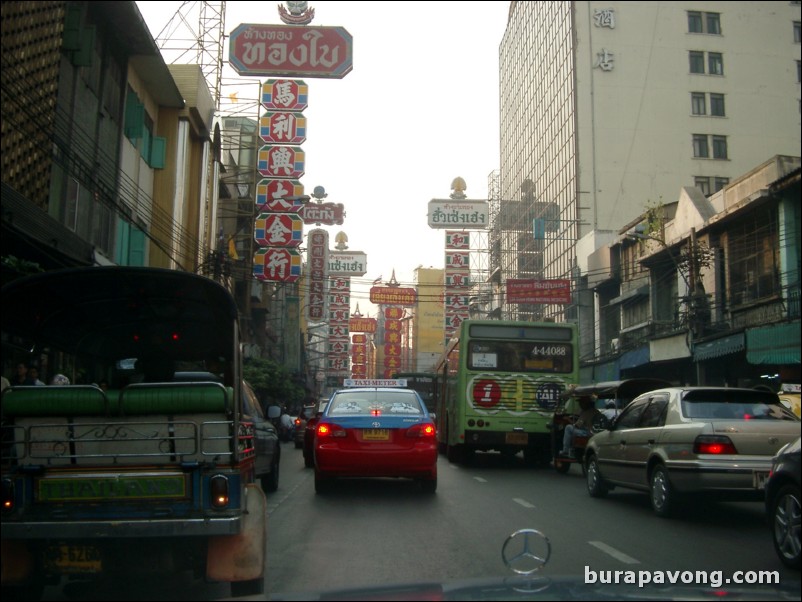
[428,197,489,342]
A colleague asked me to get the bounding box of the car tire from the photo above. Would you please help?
[303,451,314,468]
[294,440,303,449]
[770,483,801,569]
[420,476,437,494]
[650,464,676,518]
[262,451,280,493]
[314,470,331,494]
[230,577,264,597]
[586,454,609,498]
[554,457,571,474]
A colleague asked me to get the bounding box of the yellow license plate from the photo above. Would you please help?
[505,432,529,445]
[44,545,102,574]
[362,429,390,441]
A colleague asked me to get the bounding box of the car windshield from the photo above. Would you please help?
[328,390,424,416]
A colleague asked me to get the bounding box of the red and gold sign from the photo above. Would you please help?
[369,287,416,306]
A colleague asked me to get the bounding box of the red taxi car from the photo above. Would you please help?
[313,381,438,494]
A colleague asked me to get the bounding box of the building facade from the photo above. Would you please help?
[494,1,801,383]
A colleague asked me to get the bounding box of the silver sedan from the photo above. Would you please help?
[584,386,800,517]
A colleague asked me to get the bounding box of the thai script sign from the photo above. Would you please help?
[507,279,572,304]
[328,251,367,276]
[350,317,377,333]
[369,286,417,306]
[230,24,353,79]
[428,200,488,229]
[299,202,345,225]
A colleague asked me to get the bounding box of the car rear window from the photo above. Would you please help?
[681,389,795,420]
[328,390,423,416]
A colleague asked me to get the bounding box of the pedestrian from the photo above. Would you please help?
[26,366,45,386]
[10,362,28,386]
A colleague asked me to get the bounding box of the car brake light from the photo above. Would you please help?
[406,423,437,438]
[294,418,301,426]
[694,435,738,455]
[371,409,382,417]
[317,423,346,438]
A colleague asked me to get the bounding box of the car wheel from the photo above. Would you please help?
[586,454,608,498]
[230,577,264,597]
[262,451,280,493]
[771,484,801,569]
[420,476,437,494]
[554,457,571,474]
[650,464,675,518]
[303,451,314,468]
[294,440,302,449]
[314,470,332,494]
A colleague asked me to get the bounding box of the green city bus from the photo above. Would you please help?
[391,371,439,415]
[434,319,579,466]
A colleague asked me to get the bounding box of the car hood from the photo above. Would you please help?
[232,574,802,601]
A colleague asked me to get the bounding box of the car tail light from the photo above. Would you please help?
[406,423,437,438]
[210,475,230,508]
[317,423,346,438]
[694,435,738,455]
[294,418,301,426]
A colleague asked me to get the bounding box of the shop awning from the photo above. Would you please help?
[693,332,745,362]
[620,345,650,370]
[747,322,801,365]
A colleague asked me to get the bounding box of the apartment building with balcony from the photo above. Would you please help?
[584,155,800,386]
[495,1,801,367]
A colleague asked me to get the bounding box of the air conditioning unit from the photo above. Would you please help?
[610,338,620,352]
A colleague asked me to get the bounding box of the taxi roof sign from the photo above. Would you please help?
[343,378,407,388]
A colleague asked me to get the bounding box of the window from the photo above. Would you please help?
[691,93,725,116]
[693,134,709,158]
[694,176,711,196]
[706,13,721,35]
[794,21,800,43]
[689,51,705,74]
[694,176,730,196]
[709,93,725,116]
[712,135,728,159]
[691,92,706,115]
[687,11,703,33]
[688,11,721,34]
[708,52,724,75]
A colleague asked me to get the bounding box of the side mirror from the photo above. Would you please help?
[429,412,437,422]
[591,413,610,432]
[267,405,281,419]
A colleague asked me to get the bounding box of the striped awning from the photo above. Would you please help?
[693,332,745,362]
[747,322,801,365]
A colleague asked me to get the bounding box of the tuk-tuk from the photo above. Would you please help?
[551,378,672,474]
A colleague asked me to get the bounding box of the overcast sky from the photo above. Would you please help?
[136,1,510,317]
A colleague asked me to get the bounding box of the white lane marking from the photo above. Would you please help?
[474,476,487,483]
[588,541,641,564]
[513,498,535,508]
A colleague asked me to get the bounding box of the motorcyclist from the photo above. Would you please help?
[279,406,294,442]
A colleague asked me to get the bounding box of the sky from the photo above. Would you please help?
[136,1,511,317]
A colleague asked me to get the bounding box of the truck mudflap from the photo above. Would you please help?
[206,483,266,583]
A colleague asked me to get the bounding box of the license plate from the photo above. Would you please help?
[362,429,390,441]
[753,470,770,490]
[505,432,528,445]
[44,545,102,574]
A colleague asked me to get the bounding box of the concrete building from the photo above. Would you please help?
[493,1,801,379]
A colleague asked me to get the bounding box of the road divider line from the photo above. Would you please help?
[588,540,640,564]
[513,498,535,508]
[473,476,488,482]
